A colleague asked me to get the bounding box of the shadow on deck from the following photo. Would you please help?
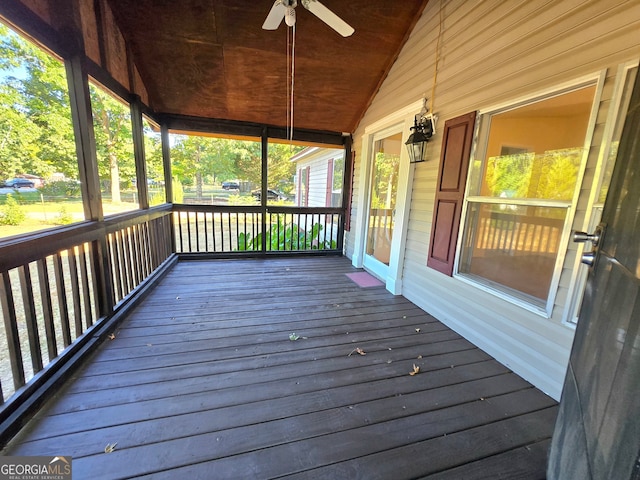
[2,257,557,479]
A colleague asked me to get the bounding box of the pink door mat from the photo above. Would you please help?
[345,271,384,288]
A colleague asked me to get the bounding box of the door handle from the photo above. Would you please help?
[573,223,606,267]
[573,229,601,247]
[581,252,596,267]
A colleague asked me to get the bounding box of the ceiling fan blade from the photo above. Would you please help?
[302,0,354,37]
[263,0,287,30]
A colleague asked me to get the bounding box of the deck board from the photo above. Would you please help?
[2,257,557,479]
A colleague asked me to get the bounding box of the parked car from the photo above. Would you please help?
[222,181,240,190]
[251,189,287,201]
[4,178,35,188]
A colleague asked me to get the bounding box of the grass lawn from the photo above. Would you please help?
[0,198,141,239]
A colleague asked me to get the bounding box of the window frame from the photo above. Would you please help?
[454,72,606,317]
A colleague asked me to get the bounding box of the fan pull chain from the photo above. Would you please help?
[290,23,296,143]
[287,26,291,142]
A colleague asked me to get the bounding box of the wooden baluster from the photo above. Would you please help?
[53,253,71,347]
[1,271,25,391]
[37,258,57,360]
[67,247,83,338]
[78,243,94,329]
[18,265,43,374]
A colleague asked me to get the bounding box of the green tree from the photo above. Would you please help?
[268,143,300,194]
[90,84,135,203]
[170,135,214,197]
[0,25,76,180]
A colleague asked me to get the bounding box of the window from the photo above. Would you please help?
[458,84,597,309]
[0,23,80,239]
[329,154,344,208]
[366,133,401,266]
[298,166,309,207]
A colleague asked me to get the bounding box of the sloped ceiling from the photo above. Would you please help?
[105,0,429,134]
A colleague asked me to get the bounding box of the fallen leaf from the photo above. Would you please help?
[409,364,420,376]
[417,355,423,359]
[108,333,116,340]
[289,333,300,341]
[348,347,366,357]
[415,328,421,333]
[104,442,117,453]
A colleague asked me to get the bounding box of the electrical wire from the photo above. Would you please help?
[290,23,296,143]
[287,26,291,142]
[430,0,444,115]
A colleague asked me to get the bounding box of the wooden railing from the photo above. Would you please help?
[0,206,174,436]
[173,204,344,255]
[474,210,564,255]
[0,202,345,443]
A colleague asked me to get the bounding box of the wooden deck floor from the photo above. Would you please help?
[3,257,557,479]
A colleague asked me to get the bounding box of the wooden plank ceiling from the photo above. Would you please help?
[105,0,429,133]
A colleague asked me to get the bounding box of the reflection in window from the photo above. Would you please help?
[460,84,596,307]
[483,148,582,201]
[89,81,136,215]
[461,204,567,301]
[366,133,401,266]
[0,23,80,239]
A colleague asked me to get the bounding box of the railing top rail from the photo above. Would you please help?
[171,204,344,215]
[0,205,173,272]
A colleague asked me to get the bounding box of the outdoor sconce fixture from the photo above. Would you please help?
[405,112,437,163]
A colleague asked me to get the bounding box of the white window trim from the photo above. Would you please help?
[454,70,607,318]
[561,60,640,327]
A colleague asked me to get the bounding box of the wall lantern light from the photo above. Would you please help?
[405,112,437,163]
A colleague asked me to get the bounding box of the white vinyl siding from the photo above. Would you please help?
[295,148,343,208]
[345,0,640,400]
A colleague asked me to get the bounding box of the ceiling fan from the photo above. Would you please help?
[262,0,355,37]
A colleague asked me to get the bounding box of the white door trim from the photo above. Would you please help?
[352,100,422,295]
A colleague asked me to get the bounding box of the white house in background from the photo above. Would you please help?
[345,0,640,401]
[292,147,345,208]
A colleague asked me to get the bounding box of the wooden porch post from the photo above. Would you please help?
[339,135,353,251]
[261,128,268,254]
[161,125,176,254]
[130,95,149,210]
[50,0,114,317]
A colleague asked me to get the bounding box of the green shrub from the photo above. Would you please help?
[172,178,184,203]
[55,206,73,225]
[40,180,82,198]
[236,218,336,252]
[0,194,26,225]
[149,190,166,206]
[228,194,257,206]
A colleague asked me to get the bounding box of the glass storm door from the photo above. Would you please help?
[548,68,640,480]
[363,132,402,278]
